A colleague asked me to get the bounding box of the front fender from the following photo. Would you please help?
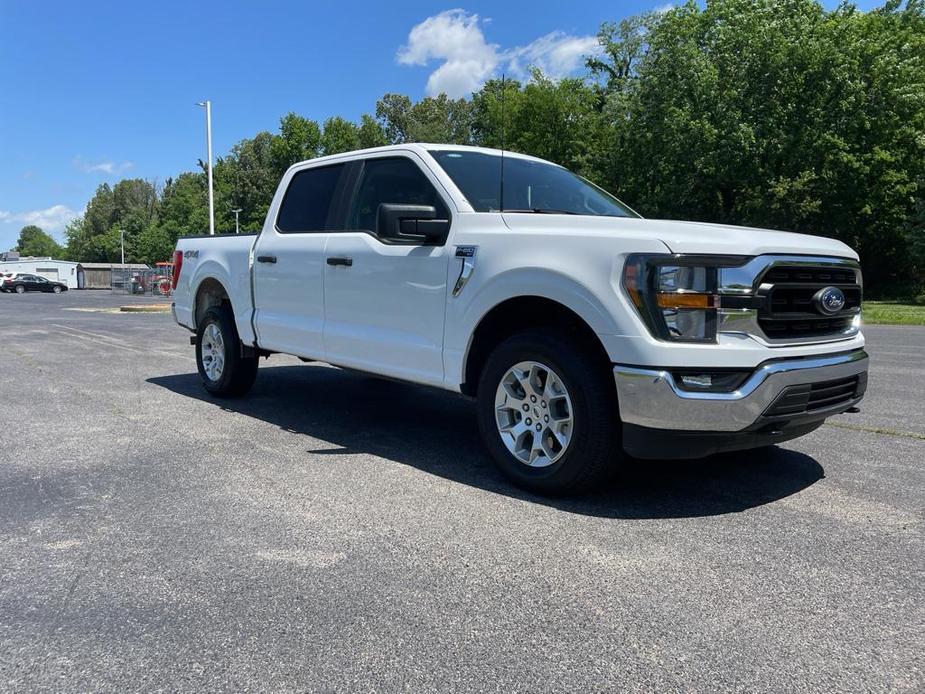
[444,265,632,388]
[463,266,620,335]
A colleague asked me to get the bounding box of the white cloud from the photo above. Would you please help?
[397,10,601,97]
[0,204,79,232]
[73,156,134,176]
[398,9,500,98]
[653,3,676,14]
[506,32,601,82]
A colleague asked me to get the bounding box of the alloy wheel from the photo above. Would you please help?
[201,322,226,381]
[494,360,574,467]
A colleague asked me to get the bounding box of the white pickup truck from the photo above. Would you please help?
[172,144,868,494]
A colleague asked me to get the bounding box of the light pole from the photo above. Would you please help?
[196,100,215,235]
[119,229,125,264]
[231,208,242,234]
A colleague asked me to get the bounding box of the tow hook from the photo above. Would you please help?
[846,406,861,414]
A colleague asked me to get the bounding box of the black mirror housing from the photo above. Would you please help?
[377,204,450,245]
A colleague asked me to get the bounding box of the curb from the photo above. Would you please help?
[120,304,172,313]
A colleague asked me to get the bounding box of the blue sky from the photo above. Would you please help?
[0,0,880,251]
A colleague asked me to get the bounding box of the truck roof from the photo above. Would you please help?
[288,143,555,172]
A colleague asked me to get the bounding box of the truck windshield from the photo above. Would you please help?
[430,150,639,218]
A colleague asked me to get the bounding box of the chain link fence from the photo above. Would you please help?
[110,267,173,297]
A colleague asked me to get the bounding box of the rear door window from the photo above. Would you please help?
[276,163,347,233]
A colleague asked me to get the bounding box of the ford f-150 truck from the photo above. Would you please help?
[171,144,868,494]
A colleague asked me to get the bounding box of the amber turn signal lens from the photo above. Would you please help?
[655,292,716,309]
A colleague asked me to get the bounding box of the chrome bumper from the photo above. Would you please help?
[613,350,868,432]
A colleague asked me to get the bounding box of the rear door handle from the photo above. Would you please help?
[257,255,277,264]
[326,257,353,267]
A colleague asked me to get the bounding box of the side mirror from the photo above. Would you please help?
[377,204,450,245]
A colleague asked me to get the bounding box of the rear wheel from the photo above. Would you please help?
[196,305,258,397]
[476,331,621,495]
[15,285,25,294]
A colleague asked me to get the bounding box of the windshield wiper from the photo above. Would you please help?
[502,208,579,215]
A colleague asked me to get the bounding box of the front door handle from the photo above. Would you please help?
[326,257,353,267]
[257,255,277,264]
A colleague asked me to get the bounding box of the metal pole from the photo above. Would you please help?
[232,208,242,234]
[205,100,215,236]
[120,229,125,264]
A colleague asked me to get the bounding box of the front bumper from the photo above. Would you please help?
[614,349,868,458]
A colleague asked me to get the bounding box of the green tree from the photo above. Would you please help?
[132,173,210,263]
[320,116,360,156]
[586,13,659,93]
[357,113,388,149]
[134,224,175,264]
[217,131,278,231]
[65,178,158,262]
[590,0,925,295]
[376,93,474,144]
[375,93,414,143]
[269,112,321,177]
[472,74,604,176]
[15,225,64,258]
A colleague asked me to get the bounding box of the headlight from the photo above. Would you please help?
[623,254,743,343]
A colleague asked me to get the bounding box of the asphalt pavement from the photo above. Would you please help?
[0,290,922,692]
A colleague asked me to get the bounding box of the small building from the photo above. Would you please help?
[77,262,150,289]
[0,257,81,289]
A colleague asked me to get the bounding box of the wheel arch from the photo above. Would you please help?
[193,276,232,329]
[460,295,612,396]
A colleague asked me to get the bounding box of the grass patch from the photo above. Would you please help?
[862,301,925,326]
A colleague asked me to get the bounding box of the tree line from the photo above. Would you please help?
[19,0,925,297]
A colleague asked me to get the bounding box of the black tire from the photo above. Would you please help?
[53,286,62,294]
[195,305,258,397]
[15,285,25,294]
[476,331,621,496]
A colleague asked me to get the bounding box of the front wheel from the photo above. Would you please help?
[52,285,62,294]
[196,305,258,397]
[476,331,621,495]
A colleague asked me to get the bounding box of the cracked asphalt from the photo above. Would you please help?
[0,290,923,692]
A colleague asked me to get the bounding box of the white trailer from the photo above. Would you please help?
[0,258,80,288]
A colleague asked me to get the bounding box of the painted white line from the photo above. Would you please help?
[52,327,142,354]
[52,323,188,358]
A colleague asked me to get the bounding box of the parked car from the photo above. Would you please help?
[171,144,868,495]
[0,271,22,288]
[4,273,68,294]
[1,272,22,292]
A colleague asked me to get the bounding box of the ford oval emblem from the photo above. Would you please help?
[813,286,846,315]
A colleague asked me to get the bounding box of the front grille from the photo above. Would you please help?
[757,264,861,341]
[763,373,867,418]
[760,315,857,339]
[764,267,857,284]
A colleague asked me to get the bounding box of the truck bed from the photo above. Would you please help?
[172,233,259,345]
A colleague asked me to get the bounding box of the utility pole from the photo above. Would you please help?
[120,229,125,264]
[196,100,215,235]
[231,208,242,234]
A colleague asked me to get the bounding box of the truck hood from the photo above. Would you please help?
[645,219,858,259]
[500,214,859,260]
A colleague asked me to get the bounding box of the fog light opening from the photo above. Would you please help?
[672,370,751,393]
